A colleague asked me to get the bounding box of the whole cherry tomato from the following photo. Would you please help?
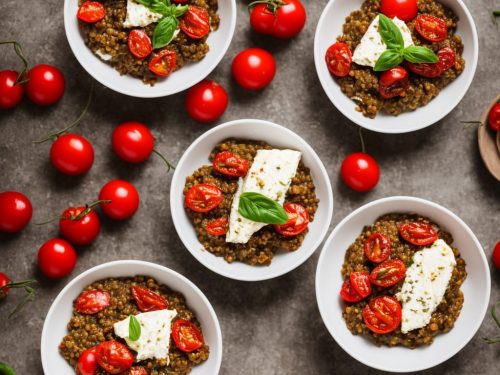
[206,217,229,236]
[185,80,229,123]
[492,241,500,270]
[38,238,77,279]
[415,14,448,43]
[378,66,409,99]
[0,191,32,233]
[149,49,177,77]
[488,103,500,132]
[250,0,306,38]
[340,152,380,192]
[131,285,168,312]
[185,183,222,213]
[172,320,205,352]
[380,0,418,22]
[59,206,100,246]
[398,222,438,246]
[325,42,352,77]
[340,278,363,303]
[98,180,140,220]
[50,133,94,176]
[363,296,402,334]
[274,202,310,237]
[364,233,391,263]
[96,341,134,374]
[128,29,152,59]
[180,6,210,39]
[349,271,372,299]
[0,272,9,301]
[369,259,407,287]
[25,64,65,106]
[232,48,276,90]
[212,151,249,177]
[77,1,106,23]
[75,290,111,314]
[0,70,24,110]
[76,347,98,375]
[249,4,275,35]
[112,122,154,163]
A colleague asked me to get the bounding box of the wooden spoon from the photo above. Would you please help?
[478,94,500,181]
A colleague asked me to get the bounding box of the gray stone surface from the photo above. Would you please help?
[0,0,499,374]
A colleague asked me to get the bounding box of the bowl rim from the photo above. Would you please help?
[315,195,491,372]
[63,0,237,98]
[170,119,334,281]
[313,0,479,134]
[40,260,223,374]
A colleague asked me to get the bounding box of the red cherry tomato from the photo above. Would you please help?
[59,206,100,246]
[75,290,111,314]
[0,70,24,109]
[406,47,455,78]
[77,1,106,23]
[125,367,148,375]
[96,341,134,374]
[180,6,210,39]
[38,238,77,279]
[112,122,154,163]
[363,296,402,334]
[349,271,372,298]
[364,233,391,263]
[249,4,275,35]
[131,285,168,312]
[25,64,65,106]
[436,47,456,72]
[0,272,10,301]
[488,103,500,132]
[149,49,177,77]
[0,191,32,233]
[340,278,363,303]
[398,222,438,246]
[185,183,222,213]
[378,66,409,99]
[325,42,352,77]
[172,320,205,352]
[271,0,307,39]
[212,151,249,177]
[98,180,140,220]
[380,0,418,22]
[232,48,276,90]
[206,217,229,236]
[127,29,152,59]
[340,152,380,192]
[492,241,500,270]
[172,0,189,2]
[274,203,310,237]
[415,14,448,42]
[185,80,229,123]
[50,133,94,176]
[77,347,99,375]
[369,259,407,287]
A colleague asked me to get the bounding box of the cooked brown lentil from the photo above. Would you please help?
[183,139,320,266]
[79,0,220,85]
[336,0,465,118]
[341,213,466,348]
[59,276,209,374]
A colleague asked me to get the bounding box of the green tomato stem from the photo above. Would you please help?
[0,41,29,85]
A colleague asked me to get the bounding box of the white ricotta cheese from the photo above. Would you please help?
[226,149,302,244]
[352,15,414,67]
[396,239,456,334]
[123,0,163,28]
[113,309,177,362]
[95,50,112,61]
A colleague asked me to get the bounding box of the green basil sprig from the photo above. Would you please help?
[374,14,438,72]
[128,315,141,341]
[238,192,288,225]
[0,362,16,375]
[136,0,188,49]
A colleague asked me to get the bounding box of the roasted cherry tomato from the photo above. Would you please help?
[25,64,65,106]
[76,347,98,375]
[274,203,310,237]
[349,271,372,298]
[185,183,222,213]
[232,48,276,90]
[0,272,9,301]
[96,341,134,374]
[488,103,500,132]
[0,70,24,110]
[206,217,229,236]
[406,47,455,78]
[128,29,152,59]
[172,320,205,352]
[415,14,448,42]
[75,290,111,315]
[149,49,177,77]
[340,152,380,192]
[99,180,140,220]
[38,238,77,279]
[363,296,402,334]
[131,285,168,312]
[436,47,456,71]
[493,241,500,270]
[251,0,306,38]
[212,151,249,177]
[50,133,94,176]
[398,222,438,246]
[112,121,154,164]
[364,233,391,263]
[185,80,229,123]
[172,0,189,2]
[77,1,106,23]
[249,4,276,35]
[369,259,406,287]
[0,191,32,233]
[380,0,418,22]
[340,278,363,303]
[59,206,100,246]
[325,42,352,77]
[180,6,210,39]
[378,66,409,99]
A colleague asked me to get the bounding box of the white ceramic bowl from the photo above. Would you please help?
[41,260,222,374]
[64,0,236,97]
[315,196,490,372]
[170,119,334,281]
[314,0,479,134]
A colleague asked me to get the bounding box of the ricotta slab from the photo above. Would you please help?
[123,0,163,28]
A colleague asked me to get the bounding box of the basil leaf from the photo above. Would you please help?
[0,362,16,375]
[238,192,288,225]
[173,4,189,18]
[129,315,141,341]
[136,0,170,16]
[374,49,404,72]
[378,14,404,51]
[153,16,179,49]
[403,46,439,64]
